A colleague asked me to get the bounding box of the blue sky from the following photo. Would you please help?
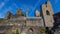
[0,0,60,18]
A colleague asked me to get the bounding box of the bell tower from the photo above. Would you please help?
[40,0,54,27]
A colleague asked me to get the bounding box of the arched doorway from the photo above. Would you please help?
[26,28,34,34]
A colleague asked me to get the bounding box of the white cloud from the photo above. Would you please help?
[33,0,40,10]
[0,2,5,9]
[14,3,18,8]
[4,0,9,2]
[3,7,13,14]
[0,14,4,18]
[8,7,13,10]
[54,0,59,4]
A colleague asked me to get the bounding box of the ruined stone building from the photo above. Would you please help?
[0,0,54,34]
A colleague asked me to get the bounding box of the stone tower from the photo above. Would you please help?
[35,10,40,17]
[16,8,22,15]
[5,11,12,19]
[40,0,54,27]
[16,8,25,16]
[26,8,28,17]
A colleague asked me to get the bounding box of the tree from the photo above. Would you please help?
[0,18,3,22]
[40,28,46,34]
[16,29,19,34]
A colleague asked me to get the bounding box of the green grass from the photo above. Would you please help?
[0,18,3,22]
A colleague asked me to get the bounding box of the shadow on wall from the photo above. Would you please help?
[46,12,60,34]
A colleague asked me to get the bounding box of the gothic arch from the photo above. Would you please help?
[46,10,50,15]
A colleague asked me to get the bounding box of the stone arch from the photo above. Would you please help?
[46,10,50,15]
[21,27,34,34]
[28,28,34,32]
[25,28,34,34]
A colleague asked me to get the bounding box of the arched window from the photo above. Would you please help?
[28,28,33,32]
[46,10,50,15]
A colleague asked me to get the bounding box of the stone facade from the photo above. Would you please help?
[40,0,54,27]
[0,0,54,34]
